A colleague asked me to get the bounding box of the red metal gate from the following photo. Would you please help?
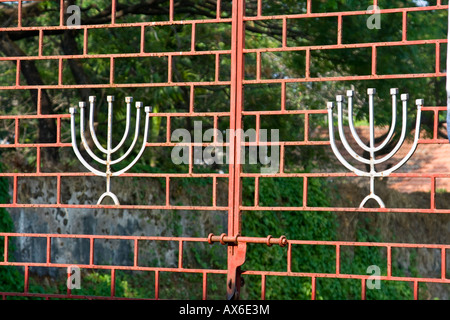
[0,0,448,300]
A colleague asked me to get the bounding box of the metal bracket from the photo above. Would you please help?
[208,233,288,300]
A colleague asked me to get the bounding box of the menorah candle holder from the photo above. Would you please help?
[327,88,423,208]
[70,95,151,205]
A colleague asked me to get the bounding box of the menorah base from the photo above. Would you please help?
[359,193,385,209]
[97,192,120,206]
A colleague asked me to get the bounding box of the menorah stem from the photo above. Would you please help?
[106,95,114,167]
[370,176,375,195]
[359,176,386,208]
[368,88,375,151]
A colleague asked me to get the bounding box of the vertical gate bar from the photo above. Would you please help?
[178,240,183,268]
[255,113,260,142]
[337,15,343,45]
[436,42,441,74]
[191,23,196,53]
[305,48,311,79]
[58,58,63,86]
[361,278,366,300]
[304,112,310,142]
[256,51,261,81]
[111,0,117,24]
[212,176,217,207]
[282,18,287,48]
[302,177,308,208]
[168,55,173,83]
[402,11,408,41]
[14,118,19,145]
[140,25,146,54]
[83,28,88,55]
[441,248,446,279]
[16,60,20,86]
[134,239,139,267]
[387,246,392,277]
[166,176,170,206]
[203,272,208,300]
[335,245,340,274]
[257,0,262,17]
[213,115,218,143]
[306,0,312,14]
[66,267,71,296]
[261,274,266,300]
[189,85,195,113]
[37,88,42,115]
[227,0,246,300]
[413,281,419,300]
[3,236,8,262]
[155,270,160,299]
[36,147,41,173]
[56,175,61,205]
[24,265,29,293]
[166,116,171,143]
[189,145,193,174]
[89,237,94,265]
[434,110,439,139]
[111,269,116,297]
[57,116,61,143]
[217,0,222,19]
[287,242,292,273]
[59,0,64,26]
[254,177,259,206]
[46,236,51,264]
[228,0,240,236]
[279,144,285,173]
[371,46,377,76]
[38,30,43,57]
[311,276,316,300]
[13,176,18,205]
[281,81,286,111]
[430,176,436,210]
[230,0,245,245]
[17,0,22,28]
[109,57,115,85]
[215,53,220,82]
[169,0,174,22]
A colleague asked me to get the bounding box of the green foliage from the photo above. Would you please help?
[0,164,23,294]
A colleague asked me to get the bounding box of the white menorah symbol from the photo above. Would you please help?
[327,88,423,208]
[70,96,150,205]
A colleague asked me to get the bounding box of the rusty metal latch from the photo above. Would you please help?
[208,233,288,300]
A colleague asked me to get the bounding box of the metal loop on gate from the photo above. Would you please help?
[266,235,273,247]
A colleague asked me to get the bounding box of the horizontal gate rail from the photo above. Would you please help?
[1,232,447,300]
